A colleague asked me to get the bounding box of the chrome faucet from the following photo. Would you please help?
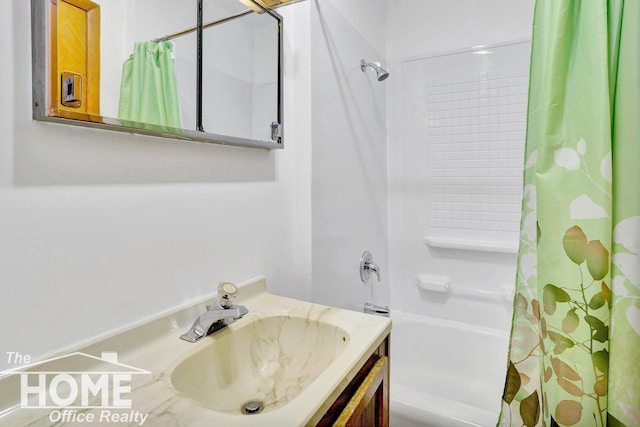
[180,282,249,343]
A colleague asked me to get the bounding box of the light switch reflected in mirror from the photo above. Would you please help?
[31,0,283,149]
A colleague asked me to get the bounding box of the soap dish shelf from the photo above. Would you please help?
[423,236,518,254]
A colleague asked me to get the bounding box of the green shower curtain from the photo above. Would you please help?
[118,41,181,129]
[499,1,640,426]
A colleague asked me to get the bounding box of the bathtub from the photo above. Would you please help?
[389,311,510,427]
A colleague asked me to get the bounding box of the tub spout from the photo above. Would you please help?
[364,302,389,317]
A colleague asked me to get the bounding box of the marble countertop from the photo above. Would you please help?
[0,276,391,426]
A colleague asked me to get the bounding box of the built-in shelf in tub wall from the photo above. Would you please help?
[423,236,518,254]
[414,41,531,258]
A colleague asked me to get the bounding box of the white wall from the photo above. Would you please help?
[0,0,311,372]
[97,0,131,117]
[385,0,535,61]
[386,0,535,329]
[310,0,389,311]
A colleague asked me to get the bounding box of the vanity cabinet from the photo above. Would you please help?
[317,334,390,427]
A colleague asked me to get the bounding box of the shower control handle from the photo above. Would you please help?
[360,250,381,282]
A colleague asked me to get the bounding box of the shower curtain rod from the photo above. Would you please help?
[152,9,253,42]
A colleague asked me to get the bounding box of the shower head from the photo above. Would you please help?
[361,59,389,81]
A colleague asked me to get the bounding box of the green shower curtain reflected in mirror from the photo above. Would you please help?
[499,0,640,426]
[118,41,182,129]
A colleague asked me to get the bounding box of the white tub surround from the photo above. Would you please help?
[0,276,391,427]
[389,311,509,427]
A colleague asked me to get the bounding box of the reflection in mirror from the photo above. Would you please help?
[31,0,283,149]
[201,0,279,141]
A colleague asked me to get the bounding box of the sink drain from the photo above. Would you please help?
[241,400,263,415]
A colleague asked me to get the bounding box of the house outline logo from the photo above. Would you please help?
[2,351,151,409]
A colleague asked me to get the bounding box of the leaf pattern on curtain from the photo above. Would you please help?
[498,1,640,426]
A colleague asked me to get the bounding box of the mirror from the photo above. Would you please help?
[31,0,283,149]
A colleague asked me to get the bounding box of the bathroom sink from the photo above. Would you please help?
[170,314,350,414]
[0,276,391,427]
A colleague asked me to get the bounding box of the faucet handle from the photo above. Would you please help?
[360,250,381,282]
[217,282,238,308]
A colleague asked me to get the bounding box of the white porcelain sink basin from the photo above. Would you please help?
[170,314,350,414]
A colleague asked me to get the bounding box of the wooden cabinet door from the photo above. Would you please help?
[333,355,389,427]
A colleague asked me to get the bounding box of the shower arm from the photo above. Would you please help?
[360,59,389,81]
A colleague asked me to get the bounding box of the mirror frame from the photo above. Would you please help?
[30,0,284,150]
